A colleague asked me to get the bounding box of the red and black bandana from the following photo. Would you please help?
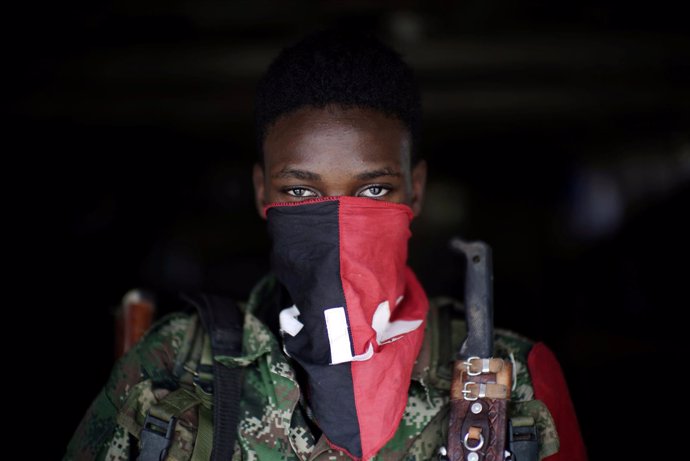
[265,196,429,460]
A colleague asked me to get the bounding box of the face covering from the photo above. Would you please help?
[265,195,429,460]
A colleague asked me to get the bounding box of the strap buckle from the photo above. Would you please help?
[507,418,539,461]
[461,381,488,401]
[138,412,177,461]
[463,356,484,376]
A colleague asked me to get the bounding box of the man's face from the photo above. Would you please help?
[252,106,427,218]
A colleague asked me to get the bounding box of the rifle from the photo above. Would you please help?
[441,238,512,461]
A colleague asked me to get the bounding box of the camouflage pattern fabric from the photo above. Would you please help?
[64,274,559,461]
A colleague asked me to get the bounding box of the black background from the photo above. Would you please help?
[8,1,689,459]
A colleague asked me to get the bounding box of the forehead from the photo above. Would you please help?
[262,106,411,169]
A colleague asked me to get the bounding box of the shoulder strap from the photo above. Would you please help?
[180,293,245,461]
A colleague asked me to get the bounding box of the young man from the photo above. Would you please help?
[64,30,587,461]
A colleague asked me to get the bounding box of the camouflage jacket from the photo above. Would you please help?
[64,274,561,461]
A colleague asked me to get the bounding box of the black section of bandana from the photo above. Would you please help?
[302,360,362,457]
[267,200,348,364]
[267,200,361,457]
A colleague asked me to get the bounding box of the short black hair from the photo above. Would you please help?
[254,29,422,165]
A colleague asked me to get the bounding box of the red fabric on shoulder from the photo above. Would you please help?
[527,342,588,461]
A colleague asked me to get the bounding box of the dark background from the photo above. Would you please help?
[9,1,689,459]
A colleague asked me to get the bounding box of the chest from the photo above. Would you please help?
[232,356,449,461]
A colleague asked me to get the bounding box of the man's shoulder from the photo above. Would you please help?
[132,310,197,360]
[494,325,535,358]
[115,309,199,389]
[141,310,196,344]
[422,297,564,459]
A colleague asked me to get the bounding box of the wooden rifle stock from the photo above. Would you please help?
[115,289,156,359]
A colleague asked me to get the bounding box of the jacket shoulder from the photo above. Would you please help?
[63,311,197,461]
[119,311,196,387]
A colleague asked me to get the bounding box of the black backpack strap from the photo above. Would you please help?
[180,292,245,461]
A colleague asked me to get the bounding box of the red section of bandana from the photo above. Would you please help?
[337,196,429,459]
[351,269,427,459]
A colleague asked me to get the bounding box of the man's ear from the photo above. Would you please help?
[252,163,267,220]
[410,159,427,217]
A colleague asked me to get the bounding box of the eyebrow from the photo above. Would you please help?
[272,166,402,181]
[354,167,402,181]
[272,167,322,180]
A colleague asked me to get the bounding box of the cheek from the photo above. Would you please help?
[395,183,413,204]
[264,184,284,202]
[385,188,410,205]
